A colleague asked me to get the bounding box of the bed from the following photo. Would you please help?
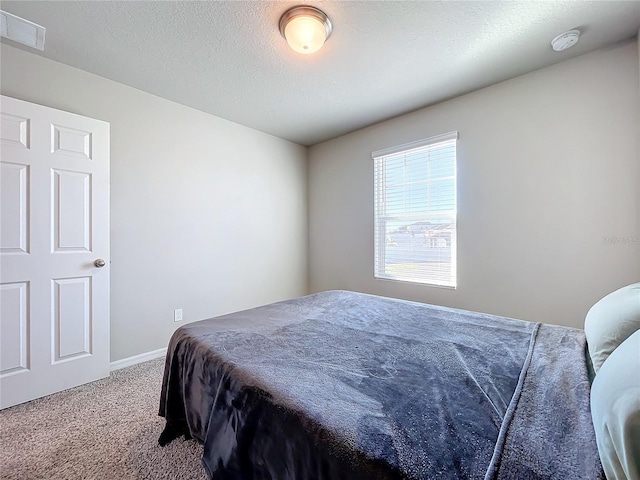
[158,290,605,479]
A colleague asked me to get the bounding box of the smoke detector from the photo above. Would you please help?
[551,30,580,52]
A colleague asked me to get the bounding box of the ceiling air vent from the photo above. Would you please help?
[1,10,45,51]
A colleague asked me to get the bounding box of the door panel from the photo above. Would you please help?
[52,276,92,363]
[0,112,30,148]
[0,95,110,409]
[51,124,92,159]
[0,162,29,253]
[0,282,29,375]
[52,169,92,252]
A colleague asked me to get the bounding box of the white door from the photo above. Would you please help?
[0,95,110,409]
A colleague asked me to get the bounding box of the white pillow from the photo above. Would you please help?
[590,330,640,480]
[585,283,640,374]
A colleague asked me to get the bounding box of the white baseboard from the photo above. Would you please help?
[110,347,167,371]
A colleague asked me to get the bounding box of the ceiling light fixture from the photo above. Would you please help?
[551,30,580,52]
[279,6,332,55]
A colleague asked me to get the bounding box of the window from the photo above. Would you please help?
[373,132,457,288]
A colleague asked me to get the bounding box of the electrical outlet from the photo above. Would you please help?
[174,308,183,322]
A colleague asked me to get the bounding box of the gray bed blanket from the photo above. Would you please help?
[159,290,603,479]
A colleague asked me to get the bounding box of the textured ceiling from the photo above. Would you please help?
[1,1,639,146]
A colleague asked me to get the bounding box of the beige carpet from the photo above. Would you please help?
[0,358,207,479]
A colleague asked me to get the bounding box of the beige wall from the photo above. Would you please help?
[308,40,640,329]
[1,44,309,362]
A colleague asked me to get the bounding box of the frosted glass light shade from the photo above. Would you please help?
[279,6,332,55]
[285,16,326,54]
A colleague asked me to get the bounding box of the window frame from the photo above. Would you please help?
[372,131,458,288]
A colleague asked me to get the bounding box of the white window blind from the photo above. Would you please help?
[373,132,457,288]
